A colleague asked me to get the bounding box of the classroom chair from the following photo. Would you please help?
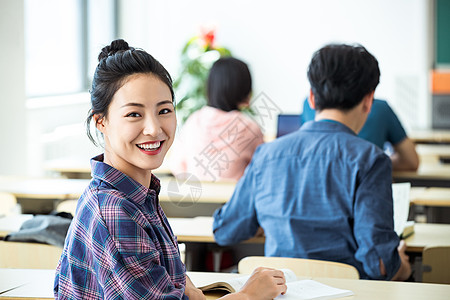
[238,256,360,279]
[0,241,62,269]
[56,199,78,216]
[0,192,18,215]
[422,246,450,284]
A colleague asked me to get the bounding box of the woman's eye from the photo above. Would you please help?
[159,108,172,115]
[126,112,141,117]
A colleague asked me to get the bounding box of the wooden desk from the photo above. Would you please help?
[44,150,175,179]
[169,218,450,254]
[1,215,447,253]
[392,145,450,187]
[0,177,90,214]
[409,187,450,223]
[410,129,450,144]
[159,179,235,217]
[393,161,450,188]
[168,217,263,244]
[190,272,450,300]
[0,177,89,200]
[159,179,235,205]
[2,269,450,300]
[0,176,234,216]
[0,268,55,299]
[410,187,450,207]
[404,223,450,253]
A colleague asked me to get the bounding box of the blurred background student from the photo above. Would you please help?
[301,98,420,171]
[170,57,263,182]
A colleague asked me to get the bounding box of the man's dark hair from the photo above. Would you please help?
[307,44,380,111]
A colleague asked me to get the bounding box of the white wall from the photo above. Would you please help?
[0,0,435,176]
[0,0,27,175]
[119,0,433,135]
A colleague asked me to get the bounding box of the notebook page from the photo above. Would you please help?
[275,279,353,300]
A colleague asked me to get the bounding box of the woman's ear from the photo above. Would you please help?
[94,114,106,134]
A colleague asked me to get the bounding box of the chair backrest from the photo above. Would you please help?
[0,241,62,269]
[422,246,450,284]
[56,199,78,216]
[238,256,360,279]
[0,192,17,215]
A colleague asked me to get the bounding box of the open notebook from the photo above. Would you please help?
[392,182,414,239]
[197,269,353,300]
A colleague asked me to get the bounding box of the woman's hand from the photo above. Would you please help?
[185,275,206,300]
[236,267,287,300]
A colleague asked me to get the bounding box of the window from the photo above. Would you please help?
[25,0,116,98]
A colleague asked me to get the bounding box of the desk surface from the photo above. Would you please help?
[393,163,450,181]
[191,272,450,300]
[168,217,264,244]
[45,151,174,178]
[410,187,450,207]
[404,223,450,252]
[1,269,450,300]
[4,176,449,208]
[0,176,235,204]
[1,215,448,252]
[0,177,89,200]
[409,129,450,144]
[170,218,449,253]
[393,144,450,182]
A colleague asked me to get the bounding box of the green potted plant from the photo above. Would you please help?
[173,29,232,124]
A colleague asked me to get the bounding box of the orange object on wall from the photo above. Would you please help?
[432,71,450,94]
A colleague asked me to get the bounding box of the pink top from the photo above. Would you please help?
[170,106,264,182]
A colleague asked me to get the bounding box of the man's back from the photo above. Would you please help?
[301,99,407,149]
[214,120,401,279]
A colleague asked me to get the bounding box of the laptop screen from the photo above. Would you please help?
[276,114,301,138]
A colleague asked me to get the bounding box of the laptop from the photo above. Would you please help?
[276,114,301,138]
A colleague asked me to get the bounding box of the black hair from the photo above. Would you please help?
[86,39,174,146]
[307,44,380,111]
[207,57,252,112]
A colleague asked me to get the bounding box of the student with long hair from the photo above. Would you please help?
[170,57,263,182]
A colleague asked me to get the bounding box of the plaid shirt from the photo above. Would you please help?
[54,154,187,299]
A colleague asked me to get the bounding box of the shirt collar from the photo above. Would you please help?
[90,154,161,205]
[301,119,356,136]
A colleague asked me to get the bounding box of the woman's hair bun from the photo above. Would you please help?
[98,39,135,62]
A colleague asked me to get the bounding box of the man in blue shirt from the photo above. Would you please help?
[213,44,411,280]
[302,98,419,171]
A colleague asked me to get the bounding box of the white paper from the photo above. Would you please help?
[392,182,411,236]
[275,279,354,300]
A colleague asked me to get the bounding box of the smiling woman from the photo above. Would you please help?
[53,39,190,299]
[53,39,288,300]
[95,73,176,186]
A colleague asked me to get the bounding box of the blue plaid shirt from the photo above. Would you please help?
[54,154,187,299]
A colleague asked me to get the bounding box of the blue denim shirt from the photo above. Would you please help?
[302,99,407,149]
[213,120,401,280]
